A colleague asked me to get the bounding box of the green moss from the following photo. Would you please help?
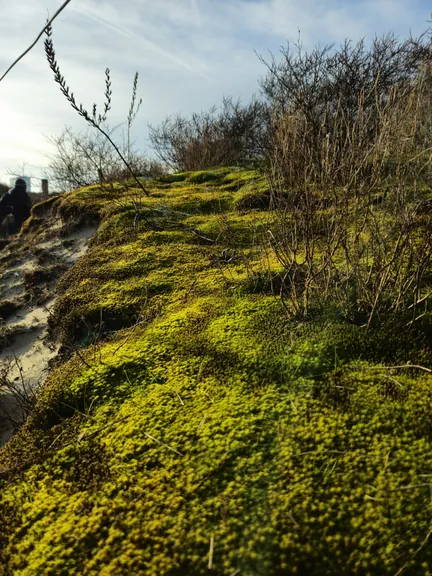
[2,168,432,575]
[157,172,191,184]
[188,170,226,184]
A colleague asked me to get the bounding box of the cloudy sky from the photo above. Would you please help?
[0,0,430,190]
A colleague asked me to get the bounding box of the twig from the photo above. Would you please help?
[142,431,183,456]
[348,364,432,374]
[393,529,432,576]
[173,390,184,406]
[379,374,405,389]
[385,483,431,492]
[0,0,73,84]
[174,222,215,244]
[208,535,215,570]
[44,25,150,198]
[407,291,432,309]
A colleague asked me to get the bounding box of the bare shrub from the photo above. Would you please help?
[0,356,37,435]
[44,25,150,198]
[260,31,431,181]
[105,154,167,183]
[45,127,166,192]
[149,96,271,172]
[265,30,432,324]
[45,127,117,191]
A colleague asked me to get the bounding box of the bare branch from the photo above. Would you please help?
[0,0,74,84]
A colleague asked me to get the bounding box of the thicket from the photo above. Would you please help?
[148,96,271,171]
[46,127,166,192]
[261,29,432,323]
[260,32,431,161]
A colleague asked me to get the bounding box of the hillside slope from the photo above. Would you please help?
[1,168,432,575]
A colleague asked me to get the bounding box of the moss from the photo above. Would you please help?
[23,264,69,289]
[156,172,191,184]
[30,196,61,218]
[3,341,432,574]
[54,189,105,227]
[19,215,44,235]
[2,168,432,575]
[188,170,225,184]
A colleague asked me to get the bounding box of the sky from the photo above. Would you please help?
[0,0,430,191]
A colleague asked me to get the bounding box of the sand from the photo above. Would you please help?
[0,214,96,445]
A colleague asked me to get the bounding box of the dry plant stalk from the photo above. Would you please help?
[0,356,38,434]
[267,57,432,324]
[44,23,150,204]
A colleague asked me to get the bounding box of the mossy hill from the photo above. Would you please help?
[1,167,432,575]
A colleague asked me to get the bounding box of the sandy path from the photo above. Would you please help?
[0,217,96,445]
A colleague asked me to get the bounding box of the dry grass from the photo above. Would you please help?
[266,59,432,324]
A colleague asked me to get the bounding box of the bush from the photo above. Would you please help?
[45,127,166,192]
[263,29,432,323]
[149,96,271,172]
[260,31,432,177]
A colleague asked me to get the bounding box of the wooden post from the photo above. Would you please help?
[41,179,49,201]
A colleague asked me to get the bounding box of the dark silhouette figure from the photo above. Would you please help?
[0,178,32,234]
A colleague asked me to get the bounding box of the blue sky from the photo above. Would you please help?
[0,0,430,190]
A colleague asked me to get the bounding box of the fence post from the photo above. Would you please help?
[41,179,49,201]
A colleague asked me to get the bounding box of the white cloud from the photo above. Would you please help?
[68,1,210,77]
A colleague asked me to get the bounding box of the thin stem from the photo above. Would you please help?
[0,0,73,84]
